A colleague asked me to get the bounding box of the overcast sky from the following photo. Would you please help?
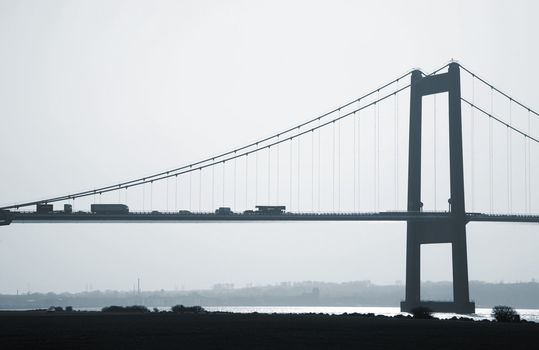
[1,0,538,294]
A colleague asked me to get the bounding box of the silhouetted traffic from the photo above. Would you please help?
[0,202,538,226]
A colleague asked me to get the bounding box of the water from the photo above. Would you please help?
[203,306,539,322]
[19,305,539,322]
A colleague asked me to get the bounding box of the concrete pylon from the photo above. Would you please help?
[400,63,475,314]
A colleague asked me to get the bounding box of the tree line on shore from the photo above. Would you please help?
[28,304,527,323]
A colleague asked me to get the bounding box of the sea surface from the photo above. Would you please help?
[12,305,538,322]
[203,306,539,322]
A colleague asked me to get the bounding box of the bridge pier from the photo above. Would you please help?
[400,220,474,313]
[401,63,475,314]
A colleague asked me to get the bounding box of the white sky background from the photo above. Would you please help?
[0,0,538,293]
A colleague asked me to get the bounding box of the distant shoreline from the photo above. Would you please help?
[3,280,539,309]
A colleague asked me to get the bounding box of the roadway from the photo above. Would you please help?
[1,211,539,225]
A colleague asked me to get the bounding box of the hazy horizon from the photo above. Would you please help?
[7,278,539,296]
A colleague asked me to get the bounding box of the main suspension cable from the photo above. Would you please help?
[461,98,539,143]
[460,64,539,119]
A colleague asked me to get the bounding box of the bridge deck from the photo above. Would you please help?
[2,211,539,224]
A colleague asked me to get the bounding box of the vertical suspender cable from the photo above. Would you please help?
[525,114,529,214]
[434,94,437,211]
[166,177,169,212]
[311,130,314,213]
[233,157,237,210]
[189,171,192,211]
[358,102,361,211]
[277,136,280,205]
[489,88,494,213]
[318,119,321,212]
[506,125,510,213]
[394,88,399,210]
[175,176,178,211]
[508,100,512,213]
[150,181,153,210]
[234,157,237,210]
[470,77,475,211]
[377,90,380,211]
[199,169,202,212]
[374,101,377,211]
[353,109,357,212]
[332,121,336,212]
[222,162,225,207]
[245,154,249,210]
[267,147,271,205]
[527,109,531,213]
[212,161,215,210]
[338,111,341,212]
[143,183,146,211]
[290,139,293,211]
[297,133,300,212]
[255,145,259,205]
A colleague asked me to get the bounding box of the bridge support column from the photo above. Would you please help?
[400,63,475,314]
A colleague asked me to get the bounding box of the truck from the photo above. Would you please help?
[254,205,286,215]
[90,204,129,214]
[36,204,53,214]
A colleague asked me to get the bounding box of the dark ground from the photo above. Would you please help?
[0,312,538,349]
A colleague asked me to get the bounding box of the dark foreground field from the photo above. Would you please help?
[0,312,538,349]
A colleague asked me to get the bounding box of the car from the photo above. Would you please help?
[215,207,232,215]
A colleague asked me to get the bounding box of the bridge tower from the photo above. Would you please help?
[400,63,475,313]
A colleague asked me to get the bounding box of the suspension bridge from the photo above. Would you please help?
[1,62,538,314]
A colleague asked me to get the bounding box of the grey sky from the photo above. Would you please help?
[1,0,538,293]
